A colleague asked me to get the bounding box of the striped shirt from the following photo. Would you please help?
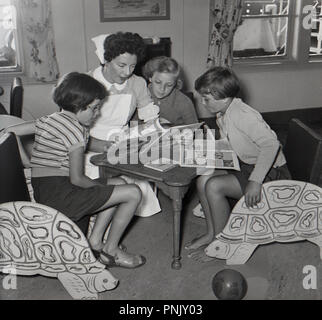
[30,111,89,174]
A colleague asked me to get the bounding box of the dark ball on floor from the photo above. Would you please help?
[212,269,248,300]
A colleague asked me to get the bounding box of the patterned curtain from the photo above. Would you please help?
[207,0,243,68]
[14,0,59,82]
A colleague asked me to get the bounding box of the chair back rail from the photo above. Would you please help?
[10,77,23,118]
[0,132,30,203]
[284,118,322,185]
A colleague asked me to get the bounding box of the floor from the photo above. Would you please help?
[2,121,322,300]
[1,187,322,301]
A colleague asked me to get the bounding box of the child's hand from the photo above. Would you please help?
[139,119,158,136]
[244,181,262,208]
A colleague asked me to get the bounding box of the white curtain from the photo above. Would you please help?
[14,0,59,82]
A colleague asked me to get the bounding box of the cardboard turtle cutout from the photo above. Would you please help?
[205,180,322,265]
[0,201,118,299]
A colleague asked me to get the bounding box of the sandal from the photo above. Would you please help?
[99,251,146,269]
[90,244,127,260]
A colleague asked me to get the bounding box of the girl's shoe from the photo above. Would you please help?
[99,251,146,269]
[90,244,127,260]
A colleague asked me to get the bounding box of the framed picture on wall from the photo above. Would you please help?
[99,0,170,22]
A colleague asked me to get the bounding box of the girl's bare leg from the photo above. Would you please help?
[206,174,243,235]
[91,184,144,265]
[185,170,227,250]
[88,177,127,251]
[188,174,243,261]
[88,208,115,251]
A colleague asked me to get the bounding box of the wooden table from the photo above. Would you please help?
[90,153,198,269]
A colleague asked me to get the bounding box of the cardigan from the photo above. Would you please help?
[217,98,286,183]
[149,85,198,125]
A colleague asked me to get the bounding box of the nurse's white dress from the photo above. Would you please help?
[85,67,161,217]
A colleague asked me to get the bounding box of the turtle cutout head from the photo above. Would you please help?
[92,270,119,292]
[205,240,231,259]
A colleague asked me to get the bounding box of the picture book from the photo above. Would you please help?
[139,121,204,156]
[179,138,240,171]
[144,158,178,172]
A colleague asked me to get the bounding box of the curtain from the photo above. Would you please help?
[14,0,59,82]
[207,0,243,68]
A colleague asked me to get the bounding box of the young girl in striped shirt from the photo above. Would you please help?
[5,72,146,269]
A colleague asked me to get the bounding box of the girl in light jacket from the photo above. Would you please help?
[186,67,291,260]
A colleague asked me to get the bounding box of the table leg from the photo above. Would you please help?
[171,197,182,270]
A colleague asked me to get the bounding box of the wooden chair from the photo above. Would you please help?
[0,86,8,115]
[0,114,34,163]
[10,77,23,118]
[0,133,30,203]
[283,118,322,185]
[0,78,24,117]
[0,132,118,299]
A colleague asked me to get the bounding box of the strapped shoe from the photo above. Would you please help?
[90,244,127,260]
[99,251,146,269]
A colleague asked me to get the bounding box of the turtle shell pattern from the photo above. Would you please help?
[218,180,322,244]
[0,201,105,277]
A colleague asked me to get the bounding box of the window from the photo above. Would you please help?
[309,0,322,56]
[233,0,291,61]
[233,0,322,64]
[0,0,21,73]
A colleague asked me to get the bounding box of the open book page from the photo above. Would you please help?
[106,120,204,166]
[180,138,240,171]
[113,119,165,144]
[106,118,240,171]
[138,124,241,171]
[106,119,166,158]
[139,121,204,157]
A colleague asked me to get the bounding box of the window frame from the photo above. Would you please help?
[0,0,24,81]
[0,1,48,85]
[307,0,322,59]
[233,0,322,68]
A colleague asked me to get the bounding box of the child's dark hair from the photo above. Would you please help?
[103,32,146,63]
[142,56,180,80]
[194,66,240,99]
[53,72,107,113]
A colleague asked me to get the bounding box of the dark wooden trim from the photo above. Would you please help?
[262,107,322,127]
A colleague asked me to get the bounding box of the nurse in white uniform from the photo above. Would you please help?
[85,32,161,217]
